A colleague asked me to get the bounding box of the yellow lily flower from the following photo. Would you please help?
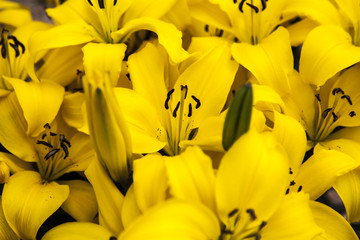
[115,42,238,155]
[0,78,97,239]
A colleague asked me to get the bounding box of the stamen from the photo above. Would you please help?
[217,29,224,37]
[87,0,93,6]
[289,168,293,174]
[188,128,198,140]
[9,35,25,54]
[50,132,57,136]
[61,143,69,159]
[221,229,234,235]
[173,101,180,117]
[181,85,188,99]
[109,237,117,240]
[164,89,175,109]
[41,133,47,139]
[332,112,338,122]
[113,0,117,5]
[59,134,71,147]
[315,94,321,102]
[260,0,267,10]
[259,221,267,230]
[246,2,259,13]
[290,180,295,186]
[239,0,246,12]
[228,208,239,218]
[341,95,352,105]
[349,111,356,117]
[188,103,192,117]
[44,123,51,129]
[246,208,257,220]
[1,45,5,59]
[36,140,53,148]
[332,88,344,95]
[9,43,19,57]
[233,0,237,3]
[322,108,332,118]
[98,0,105,8]
[285,188,290,194]
[191,95,201,108]
[204,24,209,32]
[44,148,60,160]
[297,185,303,192]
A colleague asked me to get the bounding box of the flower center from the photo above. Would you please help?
[164,85,201,155]
[35,123,73,182]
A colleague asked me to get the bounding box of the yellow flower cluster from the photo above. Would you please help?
[0,0,360,239]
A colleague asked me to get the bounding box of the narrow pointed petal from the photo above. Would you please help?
[59,180,97,222]
[310,200,358,240]
[42,222,113,240]
[300,25,360,87]
[295,148,359,200]
[232,27,293,95]
[111,18,188,63]
[165,146,216,211]
[118,200,220,240]
[2,171,69,240]
[261,192,322,240]
[85,159,124,235]
[333,169,360,223]
[216,130,289,224]
[83,43,127,86]
[0,92,37,162]
[6,77,65,137]
[133,154,168,212]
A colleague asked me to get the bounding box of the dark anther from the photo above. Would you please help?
[221,229,234,235]
[234,37,239,43]
[260,0,267,10]
[191,95,201,108]
[228,208,239,218]
[44,148,60,160]
[251,35,256,45]
[233,0,237,3]
[285,188,290,195]
[44,123,51,129]
[332,88,344,95]
[9,35,25,54]
[217,29,224,37]
[109,237,117,240]
[36,140,53,148]
[113,0,117,5]
[321,108,332,118]
[188,128,198,140]
[50,132,57,136]
[204,24,209,32]
[98,0,104,8]
[239,0,246,12]
[181,85,188,99]
[42,133,47,139]
[259,221,267,230]
[61,142,69,159]
[59,134,71,147]
[289,168,293,174]
[290,180,295,186]
[188,103,192,117]
[246,2,259,13]
[315,94,321,102]
[173,101,180,117]
[246,208,257,220]
[164,89,175,109]
[297,185,303,192]
[341,95,352,105]
[332,112,338,122]
[87,0,93,6]
[9,43,19,57]
[349,111,356,117]
[1,45,6,59]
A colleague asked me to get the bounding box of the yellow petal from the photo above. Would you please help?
[85,159,124,235]
[216,130,289,224]
[61,92,89,134]
[118,199,220,240]
[59,180,97,222]
[295,148,359,200]
[133,154,168,212]
[0,152,33,173]
[82,42,127,86]
[121,185,142,229]
[6,77,65,137]
[2,171,69,240]
[0,1,32,29]
[300,25,360,87]
[333,168,360,223]
[310,200,358,240]
[111,18,188,63]
[42,222,113,240]
[165,146,216,211]
[232,27,293,95]
[286,18,319,46]
[261,192,322,240]
[0,196,17,240]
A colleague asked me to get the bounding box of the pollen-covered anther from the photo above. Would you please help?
[322,108,333,118]
[44,148,60,160]
[332,112,338,122]
[349,111,356,117]
[98,0,105,8]
[228,208,239,218]
[164,89,174,109]
[181,85,188,99]
[332,88,344,95]
[239,0,246,12]
[36,140,53,148]
[246,208,257,221]
[87,0,93,6]
[204,24,209,32]
[113,0,117,5]
[341,95,352,105]
[260,0,268,10]
[109,237,117,240]
[297,185,303,192]
[246,2,259,13]
[315,93,321,102]
[188,103,192,117]
[290,180,295,186]
[191,95,201,109]
[217,29,224,37]
[173,101,180,117]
